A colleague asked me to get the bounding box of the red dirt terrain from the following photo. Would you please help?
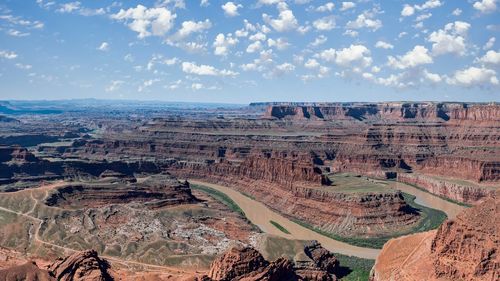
[370,191,500,281]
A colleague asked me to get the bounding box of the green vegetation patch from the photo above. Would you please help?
[269,220,291,234]
[291,192,447,249]
[335,253,375,281]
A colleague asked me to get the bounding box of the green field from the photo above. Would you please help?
[321,173,395,194]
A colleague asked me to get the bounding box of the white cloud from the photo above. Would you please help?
[478,50,500,65]
[263,3,298,32]
[15,63,32,70]
[275,62,295,72]
[308,35,327,47]
[111,5,176,38]
[57,1,81,13]
[452,8,462,16]
[447,66,498,86]
[317,45,372,68]
[169,19,211,42]
[0,50,17,59]
[97,42,109,51]
[423,69,442,83]
[222,2,242,17]
[213,33,238,56]
[246,41,263,53]
[402,1,442,17]
[105,80,124,92]
[200,0,209,7]
[387,45,433,69]
[313,16,335,31]
[375,41,394,49]
[343,29,358,37]
[415,0,442,10]
[401,5,415,16]
[182,61,238,76]
[483,37,496,50]
[473,0,497,14]
[191,83,203,90]
[249,32,267,41]
[346,13,382,31]
[316,3,334,12]
[340,2,356,11]
[6,29,30,37]
[428,21,470,56]
[267,38,289,50]
[304,58,320,69]
[335,45,372,67]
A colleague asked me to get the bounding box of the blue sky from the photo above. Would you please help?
[0,0,499,103]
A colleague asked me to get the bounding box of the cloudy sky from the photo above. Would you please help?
[0,0,499,103]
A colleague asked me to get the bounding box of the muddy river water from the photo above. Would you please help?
[189,179,466,260]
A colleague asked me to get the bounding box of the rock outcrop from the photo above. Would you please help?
[0,250,113,281]
[48,250,113,281]
[0,262,53,281]
[430,192,500,280]
[370,192,500,281]
[207,243,339,281]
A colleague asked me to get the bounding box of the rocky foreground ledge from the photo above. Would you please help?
[0,241,341,281]
[370,191,500,281]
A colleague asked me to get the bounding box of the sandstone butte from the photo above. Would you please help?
[370,191,500,281]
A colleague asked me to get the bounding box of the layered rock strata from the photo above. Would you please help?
[370,192,500,281]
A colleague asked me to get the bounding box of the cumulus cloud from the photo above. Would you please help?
[213,33,238,56]
[308,35,327,47]
[222,2,242,17]
[317,45,372,68]
[447,66,498,86]
[313,16,335,31]
[181,61,238,76]
[375,41,393,49]
[340,2,356,11]
[97,42,109,51]
[477,50,500,65]
[267,38,290,50]
[0,50,17,59]
[387,45,433,69]
[401,0,442,17]
[111,5,176,38]
[428,21,470,56]
[263,2,298,32]
[169,19,211,42]
[401,5,415,16]
[346,12,382,31]
[316,3,334,12]
[483,37,496,50]
[246,41,263,53]
[473,0,497,14]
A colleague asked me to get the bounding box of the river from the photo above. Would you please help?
[189,179,466,260]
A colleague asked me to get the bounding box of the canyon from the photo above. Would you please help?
[0,100,498,280]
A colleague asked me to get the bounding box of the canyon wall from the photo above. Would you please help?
[370,192,499,281]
